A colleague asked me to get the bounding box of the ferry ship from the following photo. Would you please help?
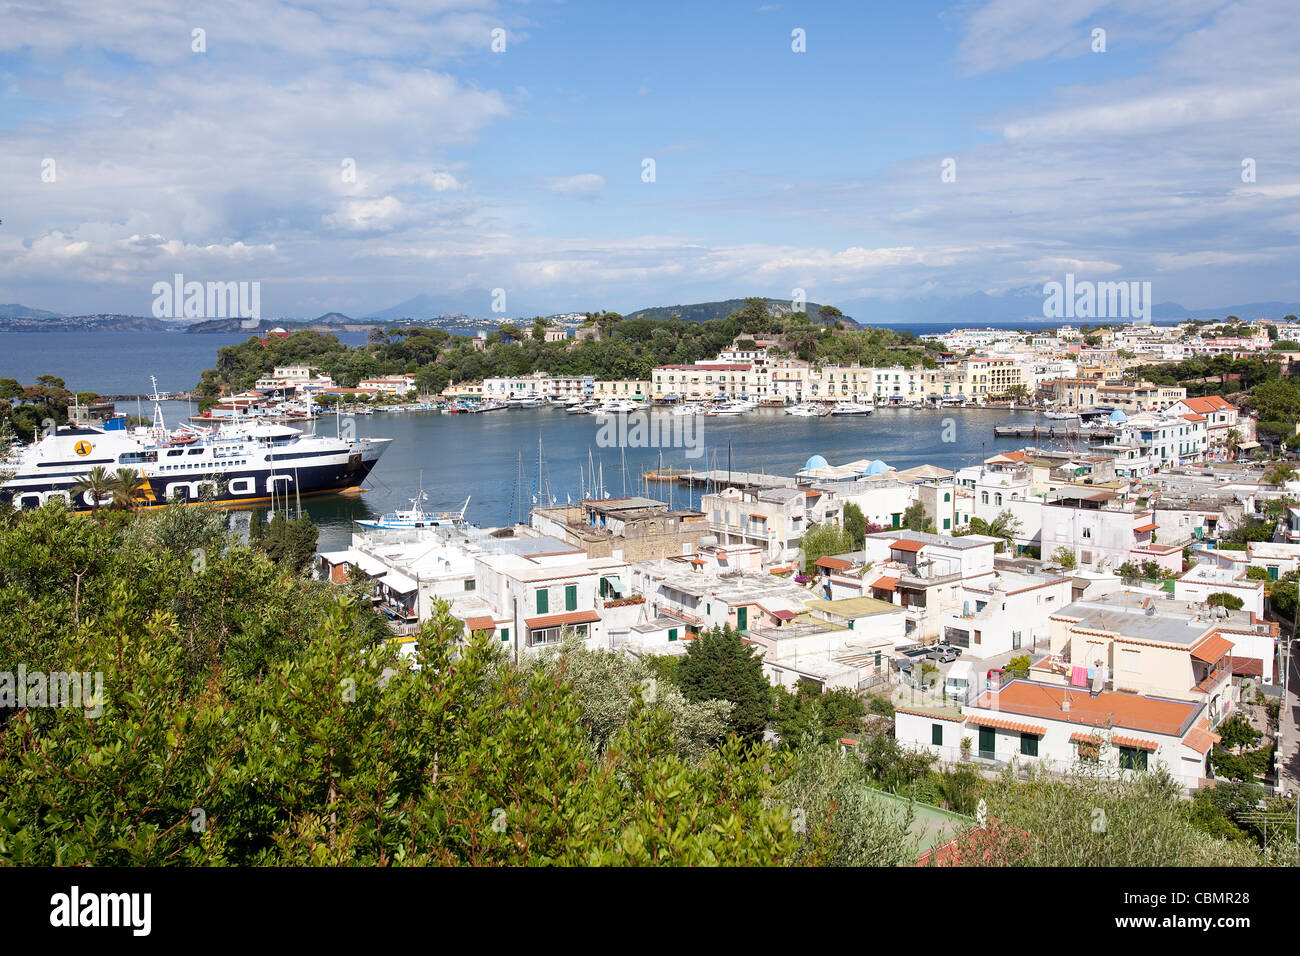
[1,382,392,512]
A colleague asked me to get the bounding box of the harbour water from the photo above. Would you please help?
[300,404,1053,551]
[2,331,1060,552]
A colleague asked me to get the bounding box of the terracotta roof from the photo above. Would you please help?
[873,575,900,591]
[1180,413,1207,423]
[1181,396,1235,414]
[1184,727,1221,754]
[1133,522,1157,532]
[524,609,601,629]
[1190,634,1234,664]
[815,556,853,571]
[970,681,1196,736]
[1069,732,1102,745]
[965,713,1046,736]
[895,708,964,722]
[771,609,798,621]
[1112,735,1160,751]
[465,616,496,632]
[890,539,926,553]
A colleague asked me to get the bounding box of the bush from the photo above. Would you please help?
[1206,592,1245,610]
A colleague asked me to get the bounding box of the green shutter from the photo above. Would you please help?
[1020,733,1038,757]
[565,584,577,611]
[500,628,509,643]
[737,606,748,632]
[536,589,548,614]
[668,628,678,642]
[932,724,943,746]
[978,726,995,757]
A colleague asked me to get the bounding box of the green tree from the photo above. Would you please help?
[842,503,866,550]
[799,523,852,573]
[678,625,772,744]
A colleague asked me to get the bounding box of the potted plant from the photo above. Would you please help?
[960,736,972,761]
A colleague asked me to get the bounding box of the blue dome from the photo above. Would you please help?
[1108,409,1127,423]
[804,454,829,470]
[863,459,890,476]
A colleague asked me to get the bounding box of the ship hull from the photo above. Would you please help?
[4,450,386,513]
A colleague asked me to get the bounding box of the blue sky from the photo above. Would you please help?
[1,0,1297,320]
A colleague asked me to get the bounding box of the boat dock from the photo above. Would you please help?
[993,426,1116,440]
[643,468,797,492]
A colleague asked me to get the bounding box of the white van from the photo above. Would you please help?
[944,661,974,702]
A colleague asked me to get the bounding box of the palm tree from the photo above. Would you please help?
[71,465,115,513]
[109,467,149,511]
[1225,427,1242,460]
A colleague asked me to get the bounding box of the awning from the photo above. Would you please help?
[1231,657,1263,677]
[1133,523,1157,533]
[380,570,418,594]
[465,616,496,632]
[525,610,600,629]
[1183,728,1221,754]
[890,540,925,553]
[1236,441,1261,450]
[1112,735,1160,752]
[965,713,1046,736]
[1191,634,1233,664]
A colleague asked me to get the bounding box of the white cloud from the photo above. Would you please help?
[545,173,606,199]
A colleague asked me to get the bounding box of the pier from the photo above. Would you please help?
[993,425,1115,440]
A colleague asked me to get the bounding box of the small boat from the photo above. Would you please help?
[785,403,823,417]
[830,401,873,416]
[594,399,641,415]
[1043,410,1078,420]
[357,490,471,531]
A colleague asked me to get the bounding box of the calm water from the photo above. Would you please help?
[1,331,1054,551]
[0,331,369,394]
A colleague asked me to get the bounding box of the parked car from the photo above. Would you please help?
[926,646,957,663]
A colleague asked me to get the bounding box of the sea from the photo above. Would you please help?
[1,329,1082,550]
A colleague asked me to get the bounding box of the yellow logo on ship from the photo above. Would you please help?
[74,440,93,457]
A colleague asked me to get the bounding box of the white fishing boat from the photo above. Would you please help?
[356,489,471,530]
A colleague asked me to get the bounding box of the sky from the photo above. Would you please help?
[1,0,1298,321]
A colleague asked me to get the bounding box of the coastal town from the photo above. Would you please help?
[284,315,1300,814]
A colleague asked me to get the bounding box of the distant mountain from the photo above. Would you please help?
[623,298,858,327]
[1151,301,1300,321]
[838,288,1300,327]
[0,312,170,332]
[312,312,353,324]
[0,303,61,320]
[362,292,495,322]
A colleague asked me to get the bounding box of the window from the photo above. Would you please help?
[1118,746,1148,772]
[994,493,1003,506]
[463,580,475,591]
[1012,630,1022,650]
[1077,737,1100,762]
[943,492,951,502]
[536,589,549,614]
[981,491,989,505]
[1020,733,1038,757]
[500,628,509,643]
[565,584,577,611]
[932,724,944,746]
[1082,527,1092,539]
[668,628,678,642]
